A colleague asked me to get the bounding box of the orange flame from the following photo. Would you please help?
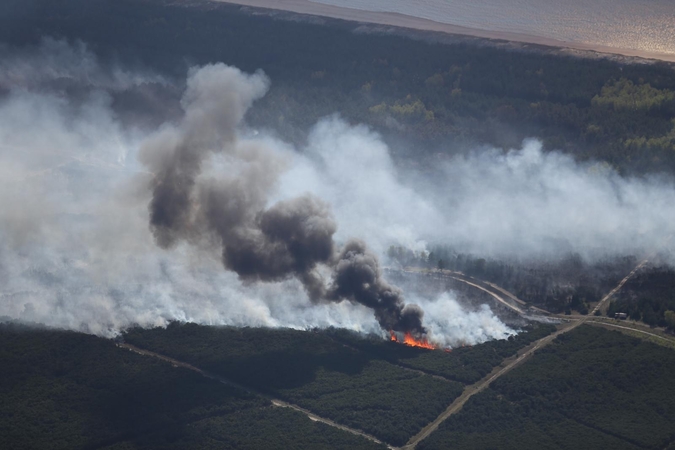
[389,330,436,350]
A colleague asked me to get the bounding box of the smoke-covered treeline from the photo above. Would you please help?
[0,39,510,345]
[1,38,675,344]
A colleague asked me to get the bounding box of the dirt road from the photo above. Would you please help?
[586,320,675,348]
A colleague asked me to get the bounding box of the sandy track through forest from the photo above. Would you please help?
[118,343,395,449]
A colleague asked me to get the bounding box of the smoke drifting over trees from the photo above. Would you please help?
[2,39,675,344]
[140,64,425,335]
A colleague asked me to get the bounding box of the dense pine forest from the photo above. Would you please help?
[4,322,674,449]
[420,326,675,450]
[0,323,386,450]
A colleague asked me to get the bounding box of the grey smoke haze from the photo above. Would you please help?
[140,64,424,335]
[0,37,166,92]
[2,39,674,344]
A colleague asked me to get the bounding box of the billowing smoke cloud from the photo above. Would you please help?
[411,292,516,348]
[275,117,443,255]
[433,142,675,258]
[277,124,675,262]
[4,39,675,344]
[329,240,424,333]
[0,63,385,337]
[139,64,424,335]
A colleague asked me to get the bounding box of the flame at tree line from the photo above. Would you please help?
[390,331,436,350]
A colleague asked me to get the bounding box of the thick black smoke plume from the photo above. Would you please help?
[139,64,426,336]
[329,240,424,333]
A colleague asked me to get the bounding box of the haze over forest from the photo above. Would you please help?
[1,0,675,341]
[2,1,675,449]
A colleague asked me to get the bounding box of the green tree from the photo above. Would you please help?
[665,310,675,330]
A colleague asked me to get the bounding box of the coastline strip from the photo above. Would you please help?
[210,0,675,62]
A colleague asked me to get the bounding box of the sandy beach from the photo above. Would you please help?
[212,0,675,63]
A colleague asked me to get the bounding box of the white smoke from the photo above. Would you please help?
[2,40,673,345]
[278,128,675,261]
[431,142,675,259]
[411,293,516,347]
[274,117,442,254]
[0,76,382,337]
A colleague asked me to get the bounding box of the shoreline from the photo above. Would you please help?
[211,0,675,63]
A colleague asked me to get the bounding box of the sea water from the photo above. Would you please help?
[310,0,675,56]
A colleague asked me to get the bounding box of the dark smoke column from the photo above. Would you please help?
[330,240,426,335]
[139,63,427,338]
